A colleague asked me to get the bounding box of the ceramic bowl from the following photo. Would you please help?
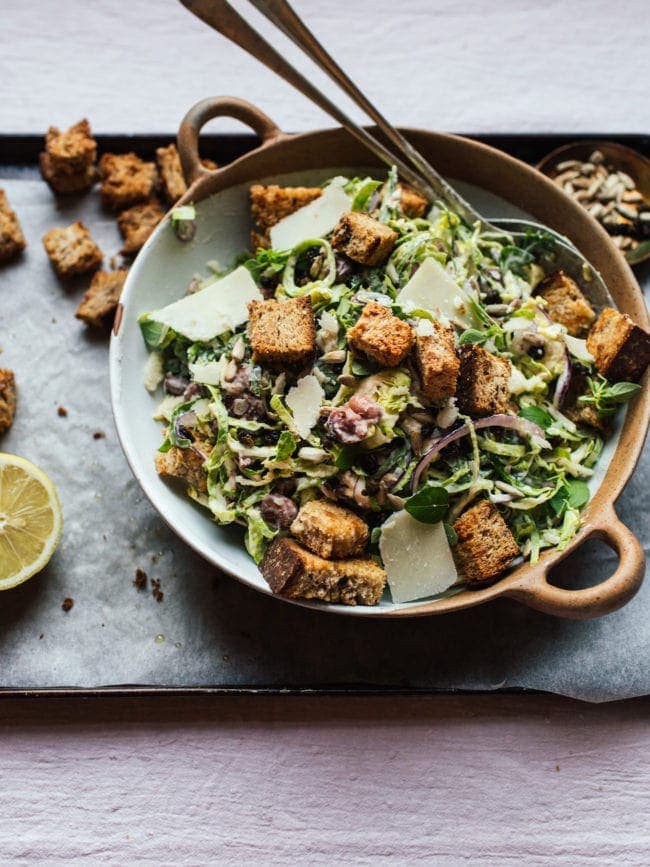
[110,97,649,619]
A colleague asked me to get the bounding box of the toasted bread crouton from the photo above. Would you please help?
[347,301,414,367]
[0,369,17,434]
[453,499,519,585]
[156,144,187,203]
[39,153,97,194]
[414,319,459,403]
[250,184,323,244]
[260,536,386,605]
[586,307,650,383]
[117,200,164,255]
[76,269,128,328]
[0,189,26,262]
[290,499,369,559]
[155,443,211,494]
[99,153,158,211]
[330,211,397,266]
[398,184,429,218]
[248,296,316,366]
[563,367,607,432]
[536,270,596,336]
[456,344,511,417]
[43,119,96,175]
[42,221,103,278]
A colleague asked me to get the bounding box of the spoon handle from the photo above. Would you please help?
[180,0,441,199]
[249,0,486,228]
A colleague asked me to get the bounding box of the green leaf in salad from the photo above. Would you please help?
[139,317,171,350]
[519,405,554,431]
[404,485,449,525]
[244,246,291,281]
[579,376,641,418]
[349,178,383,213]
[170,204,197,242]
[457,328,489,346]
[276,430,297,462]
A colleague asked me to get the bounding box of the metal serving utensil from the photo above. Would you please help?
[179,0,613,305]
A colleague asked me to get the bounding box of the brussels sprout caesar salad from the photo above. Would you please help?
[139,169,649,606]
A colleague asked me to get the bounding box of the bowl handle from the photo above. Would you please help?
[503,505,645,619]
[177,96,284,186]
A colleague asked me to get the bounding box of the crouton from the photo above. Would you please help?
[156,144,187,203]
[248,296,316,366]
[250,184,322,244]
[117,200,164,255]
[453,499,519,585]
[456,344,511,417]
[260,536,386,605]
[0,369,17,434]
[42,221,103,278]
[0,189,26,262]
[75,269,128,328]
[290,499,369,559]
[563,367,607,432]
[330,211,397,266]
[347,301,414,367]
[414,319,460,403]
[155,443,211,494]
[43,119,96,175]
[39,153,97,194]
[536,270,596,336]
[99,153,158,211]
[398,184,429,218]
[586,307,650,383]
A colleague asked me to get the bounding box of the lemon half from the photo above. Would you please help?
[0,454,63,590]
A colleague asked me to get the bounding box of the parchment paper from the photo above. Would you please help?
[0,173,648,702]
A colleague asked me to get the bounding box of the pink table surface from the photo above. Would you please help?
[2,695,650,862]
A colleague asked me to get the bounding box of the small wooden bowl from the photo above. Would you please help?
[537,140,650,264]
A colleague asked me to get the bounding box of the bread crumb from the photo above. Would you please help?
[61,597,74,612]
[57,406,68,417]
[133,568,147,591]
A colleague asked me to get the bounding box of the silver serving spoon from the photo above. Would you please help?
[180,0,613,305]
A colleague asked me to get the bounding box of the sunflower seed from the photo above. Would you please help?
[589,150,605,164]
[617,171,636,190]
[616,203,639,220]
[556,160,582,171]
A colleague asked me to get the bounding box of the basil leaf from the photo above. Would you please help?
[404,485,449,525]
[333,445,360,470]
[519,405,554,431]
[607,382,642,402]
[458,328,487,346]
[565,479,590,510]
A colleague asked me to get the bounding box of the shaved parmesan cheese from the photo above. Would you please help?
[270,179,351,251]
[379,510,458,603]
[286,374,324,440]
[153,394,183,422]
[415,318,435,337]
[189,356,226,385]
[565,334,594,364]
[149,266,262,342]
[143,351,164,392]
[398,257,468,323]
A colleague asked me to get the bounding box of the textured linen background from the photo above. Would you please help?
[1,0,649,863]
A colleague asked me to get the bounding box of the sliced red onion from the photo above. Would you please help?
[553,346,572,408]
[412,414,549,492]
[165,375,189,395]
[174,410,197,443]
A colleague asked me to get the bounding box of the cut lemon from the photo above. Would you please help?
[0,454,63,590]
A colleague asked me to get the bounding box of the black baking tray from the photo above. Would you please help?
[0,132,648,700]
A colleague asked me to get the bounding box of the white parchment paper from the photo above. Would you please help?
[0,173,648,701]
